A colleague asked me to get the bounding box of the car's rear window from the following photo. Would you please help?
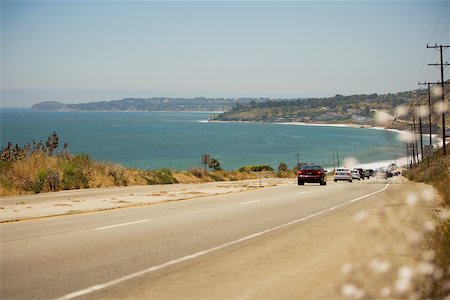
[300,165,322,170]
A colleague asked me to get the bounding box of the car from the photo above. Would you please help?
[351,169,361,180]
[355,168,369,179]
[367,169,375,177]
[297,165,327,185]
[334,168,352,182]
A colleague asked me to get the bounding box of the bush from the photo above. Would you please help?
[208,158,222,171]
[189,167,205,178]
[142,168,178,185]
[61,154,93,190]
[208,172,224,182]
[107,164,128,186]
[33,169,48,194]
[239,165,273,173]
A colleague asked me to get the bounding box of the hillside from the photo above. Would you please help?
[31,97,271,112]
[213,82,450,132]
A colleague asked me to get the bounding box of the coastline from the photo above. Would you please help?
[206,119,444,170]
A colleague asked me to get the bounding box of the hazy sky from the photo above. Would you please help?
[1,0,449,107]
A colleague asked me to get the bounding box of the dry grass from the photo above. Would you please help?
[0,153,295,196]
[339,145,450,299]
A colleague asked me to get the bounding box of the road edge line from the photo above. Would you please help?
[56,183,390,300]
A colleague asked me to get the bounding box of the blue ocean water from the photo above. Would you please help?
[1,109,404,170]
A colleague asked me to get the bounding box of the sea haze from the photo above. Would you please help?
[1,109,404,170]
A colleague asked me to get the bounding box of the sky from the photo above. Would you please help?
[1,0,450,108]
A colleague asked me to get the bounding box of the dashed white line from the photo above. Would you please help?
[94,219,150,231]
[239,200,260,205]
[58,183,389,300]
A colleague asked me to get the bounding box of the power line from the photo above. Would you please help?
[427,43,450,154]
[427,0,450,43]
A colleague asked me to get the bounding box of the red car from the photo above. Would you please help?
[297,165,327,186]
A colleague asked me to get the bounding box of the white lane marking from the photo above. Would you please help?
[296,191,309,195]
[57,183,389,300]
[94,219,150,231]
[239,200,260,205]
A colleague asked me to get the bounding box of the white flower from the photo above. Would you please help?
[406,193,418,206]
[380,287,391,298]
[369,259,391,274]
[395,266,414,293]
[341,283,365,299]
[344,157,358,170]
[422,250,436,262]
[397,131,414,143]
[417,262,435,275]
[406,230,422,245]
[394,105,409,118]
[423,221,436,232]
[416,105,429,118]
[434,99,449,114]
[438,208,450,221]
[353,210,368,222]
[341,263,353,275]
[431,85,443,98]
[374,110,395,126]
[421,189,436,202]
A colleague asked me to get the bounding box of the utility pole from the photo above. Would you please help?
[413,115,420,163]
[332,152,336,172]
[418,104,424,161]
[406,143,409,167]
[427,44,449,155]
[411,124,416,165]
[336,150,340,168]
[418,81,440,146]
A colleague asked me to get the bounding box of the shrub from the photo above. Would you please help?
[47,169,60,191]
[61,154,93,189]
[278,162,288,173]
[208,158,222,171]
[189,167,205,178]
[61,164,79,190]
[208,172,224,182]
[33,169,48,194]
[107,164,128,186]
[142,168,178,185]
[239,165,273,173]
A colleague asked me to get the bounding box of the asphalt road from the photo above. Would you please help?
[1,179,395,300]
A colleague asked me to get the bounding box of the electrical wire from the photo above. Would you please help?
[427,0,449,44]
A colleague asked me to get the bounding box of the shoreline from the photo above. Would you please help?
[206,119,446,170]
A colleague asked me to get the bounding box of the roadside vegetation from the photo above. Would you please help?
[0,132,295,196]
[403,144,450,299]
[339,144,450,300]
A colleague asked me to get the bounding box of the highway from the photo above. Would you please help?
[1,179,401,299]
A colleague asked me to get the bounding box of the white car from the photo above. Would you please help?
[334,168,352,182]
[351,169,361,180]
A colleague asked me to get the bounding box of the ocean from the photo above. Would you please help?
[1,109,405,170]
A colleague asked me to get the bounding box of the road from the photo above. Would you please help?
[0,177,417,299]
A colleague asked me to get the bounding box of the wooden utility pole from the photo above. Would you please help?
[413,115,420,163]
[336,150,340,168]
[411,124,416,165]
[427,44,449,155]
[418,104,424,160]
[418,81,440,146]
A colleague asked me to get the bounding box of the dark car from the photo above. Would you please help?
[355,168,369,179]
[297,165,327,186]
